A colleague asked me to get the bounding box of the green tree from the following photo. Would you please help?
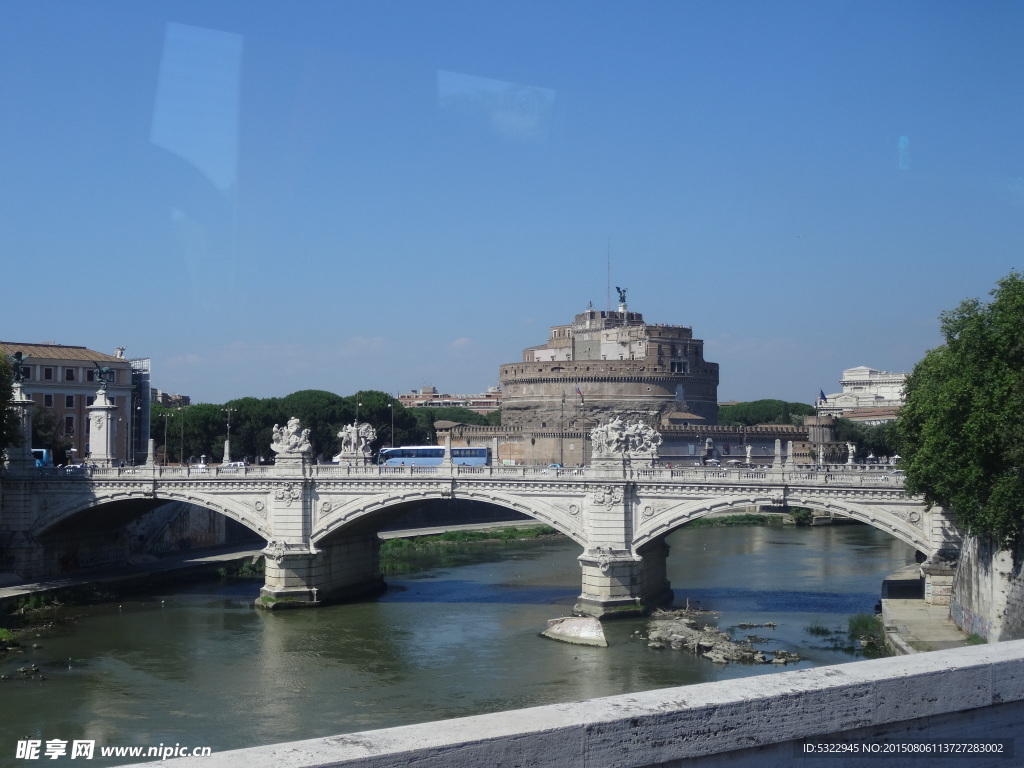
[225,396,282,464]
[834,418,898,459]
[0,354,22,456]
[717,399,815,426]
[32,408,73,464]
[346,391,421,452]
[897,271,1024,545]
[280,390,349,459]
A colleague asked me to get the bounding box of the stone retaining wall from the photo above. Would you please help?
[950,535,1024,641]
[136,640,1024,768]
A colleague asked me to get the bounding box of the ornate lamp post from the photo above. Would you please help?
[223,406,235,463]
[162,412,172,465]
[178,405,187,465]
[388,402,394,447]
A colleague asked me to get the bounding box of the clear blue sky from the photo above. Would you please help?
[2,1,1021,405]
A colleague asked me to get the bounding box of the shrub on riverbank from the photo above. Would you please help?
[802,613,888,659]
[789,507,813,526]
[379,525,560,574]
[381,525,557,552]
[217,558,265,578]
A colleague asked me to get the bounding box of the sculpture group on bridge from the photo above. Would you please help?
[271,417,312,457]
[334,421,376,461]
[590,417,662,458]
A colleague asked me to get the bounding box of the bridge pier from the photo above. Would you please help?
[258,534,384,610]
[574,540,672,619]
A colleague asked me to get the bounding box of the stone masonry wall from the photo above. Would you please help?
[950,535,1024,641]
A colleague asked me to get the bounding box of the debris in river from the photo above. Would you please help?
[641,609,801,665]
[541,616,608,647]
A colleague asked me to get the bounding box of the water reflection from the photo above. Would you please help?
[1,523,915,764]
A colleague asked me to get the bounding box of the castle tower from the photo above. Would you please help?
[498,302,719,430]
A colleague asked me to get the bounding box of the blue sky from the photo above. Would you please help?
[2,1,1022,405]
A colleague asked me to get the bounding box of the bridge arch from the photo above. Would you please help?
[31,487,271,541]
[633,494,929,554]
[311,488,587,547]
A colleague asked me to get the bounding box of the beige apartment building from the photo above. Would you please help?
[3,342,148,464]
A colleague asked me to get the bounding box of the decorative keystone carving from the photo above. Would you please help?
[590,417,662,458]
[266,540,287,564]
[592,486,624,508]
[271,417,312,457]
[274,483,303,506]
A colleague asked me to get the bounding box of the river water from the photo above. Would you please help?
[2,523,914,765]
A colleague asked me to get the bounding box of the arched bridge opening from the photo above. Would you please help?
[634,495,931,557]
[29,494,266,579]
[311,489,587,548]
[336,497,535,543]
[629,494,931,616]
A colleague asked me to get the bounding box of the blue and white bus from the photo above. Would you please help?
[378,446,490,466]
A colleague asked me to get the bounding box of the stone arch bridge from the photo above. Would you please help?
[1,454,958,617]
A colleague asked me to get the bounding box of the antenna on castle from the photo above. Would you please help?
[606,238,611,311]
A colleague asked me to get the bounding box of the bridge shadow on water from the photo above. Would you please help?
[672,587,880,615]
[382,579,577,606]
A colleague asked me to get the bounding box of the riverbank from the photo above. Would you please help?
[880,563,972,654]
[0,545,264,615]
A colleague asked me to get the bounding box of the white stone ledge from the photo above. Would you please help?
[131,641,1024,768]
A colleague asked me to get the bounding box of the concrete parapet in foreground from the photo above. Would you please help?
[136,640,1024,768]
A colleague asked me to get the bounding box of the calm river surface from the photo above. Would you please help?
[2,524,914,765]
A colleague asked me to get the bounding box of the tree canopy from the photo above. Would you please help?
[717,399,815,427]
[0,354,21,457]
[897,271,1024,545]
[834,418,898,459]
[151,389,428,463]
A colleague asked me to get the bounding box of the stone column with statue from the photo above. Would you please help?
[6,352,35,471]
[333,421,377,466]
[87,369,120,467]
[575,418,671,618]
[258,417,384,609]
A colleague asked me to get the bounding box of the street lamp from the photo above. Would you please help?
[178,406,186,466]
[223,406,235,463]
[162,412,172,465]
[388,402,394,447]
[356,399,363,425]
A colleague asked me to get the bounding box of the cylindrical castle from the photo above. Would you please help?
[498,303,719,430]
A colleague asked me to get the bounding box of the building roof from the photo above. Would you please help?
[842,406,901,421]
[2,341,128,364]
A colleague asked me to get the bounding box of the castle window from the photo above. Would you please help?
[44,367,53,380]
[65,368,75,381]
[65,395,74,408]
[64,415,74,435]
[44,394,53,407]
